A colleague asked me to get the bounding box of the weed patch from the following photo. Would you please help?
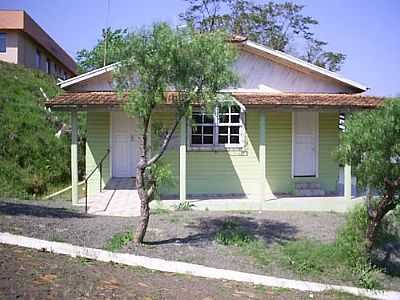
[105,232,133,252]
[215,218,255,247]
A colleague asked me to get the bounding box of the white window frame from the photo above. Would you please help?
[188,103,246,151]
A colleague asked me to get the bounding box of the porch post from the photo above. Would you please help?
[344,164,352,201]
[179,116,186,202]
[71,111,79,205]
[342,112,352,201]
[259,111,266,200]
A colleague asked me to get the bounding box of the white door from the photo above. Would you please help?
[112,112,138,177]
[293,112,318,177]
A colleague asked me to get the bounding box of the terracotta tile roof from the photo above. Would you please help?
[231,93,384,108]
[46,91,384,109]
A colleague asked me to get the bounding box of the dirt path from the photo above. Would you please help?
[0,244,366,300]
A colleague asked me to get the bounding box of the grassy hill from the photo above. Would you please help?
[0,61,71,198]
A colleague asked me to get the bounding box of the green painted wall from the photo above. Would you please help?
[318,112,340,192]
[85,110,339,197]
[266,112,293,193]
[86,112,110,195]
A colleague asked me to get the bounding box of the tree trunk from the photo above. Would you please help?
[365,182,396,252]
[134,161,150,244]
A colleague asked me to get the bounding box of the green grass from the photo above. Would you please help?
[213,216,385,290]
[215,218,256,247]
[105,232,134,252]
[151,207,170,215]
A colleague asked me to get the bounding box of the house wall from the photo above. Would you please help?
[152,110,339,198]
[85,110,339,197]
[0,30,19,64]
[233,50,352,93]
[86,112,111,195]
[0,30,74,78]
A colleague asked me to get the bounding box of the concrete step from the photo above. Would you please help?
[294,188,326,197]
[295,182,321,190]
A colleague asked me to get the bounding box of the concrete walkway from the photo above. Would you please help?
[153,195,365,213]
[84,178,141,217]
[82,177,365,217]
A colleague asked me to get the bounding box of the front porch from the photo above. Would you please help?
[83,177,362,217]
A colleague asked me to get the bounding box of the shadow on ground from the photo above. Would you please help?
[0,201,90,219]
[145,215,298,246]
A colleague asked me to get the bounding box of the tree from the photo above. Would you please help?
[114,23,238,243]
[337,100,400,252]
[180,0,346,72]
[76,28,129,73]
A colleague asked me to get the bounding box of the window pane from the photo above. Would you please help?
[231,115,240,123]
[0,33,6,53]
[219,106,229,114]
[219,126,228,134]
[192,126,202,134]
[231,105,240,113]
[218,135,228,144]
[219,114,229,123]
[203,114,213,124]
[192,135,202,144]
[193,114,202,124]
[203,135,213,144]
[230,135,240,144]
[230,126,240,134]
[203,126,213,134]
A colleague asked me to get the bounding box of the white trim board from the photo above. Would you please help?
[0,232,398,300]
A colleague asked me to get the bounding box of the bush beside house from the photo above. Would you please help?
[0,61,80,198]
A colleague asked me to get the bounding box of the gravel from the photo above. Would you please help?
[1,198,399,290]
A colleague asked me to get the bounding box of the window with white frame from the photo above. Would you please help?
[190,104,245,149]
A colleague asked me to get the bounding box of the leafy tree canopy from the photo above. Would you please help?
[180,0,346,71]
[76,28,129,73]
[336,100,400,251]
[114,23,238,243]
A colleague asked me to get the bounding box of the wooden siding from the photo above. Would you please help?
[318,112,340,192]
[233,50,352,93]
[86,112,110,195]
[266,112,293,193]
[86,111,340,197]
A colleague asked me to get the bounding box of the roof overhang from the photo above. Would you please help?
[46,91,384,112]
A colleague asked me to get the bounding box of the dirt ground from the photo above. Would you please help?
[0,198,399,291]
[0,244,367,300]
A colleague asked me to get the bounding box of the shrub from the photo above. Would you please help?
[0,61,77,198]
[105,232,133,252]
[175,201,195,211]
[336,204,380,289]
[215,218,255,247]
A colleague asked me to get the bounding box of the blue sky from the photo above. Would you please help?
[1,0,399,96]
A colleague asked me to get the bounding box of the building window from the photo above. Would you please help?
[36,49,41,68]
[190,104,245,149]
[46,58,51,74]
[0,33,6,53]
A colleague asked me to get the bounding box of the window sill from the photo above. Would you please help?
[188,145,246,153]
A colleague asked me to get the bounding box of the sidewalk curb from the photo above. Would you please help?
[0,232,398,300]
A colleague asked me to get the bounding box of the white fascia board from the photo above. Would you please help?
[58,62,120,89]
[243,41,368,92]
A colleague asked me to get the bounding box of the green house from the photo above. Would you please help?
[46,38,382,215]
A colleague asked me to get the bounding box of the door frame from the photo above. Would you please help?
[291,111,319,178]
